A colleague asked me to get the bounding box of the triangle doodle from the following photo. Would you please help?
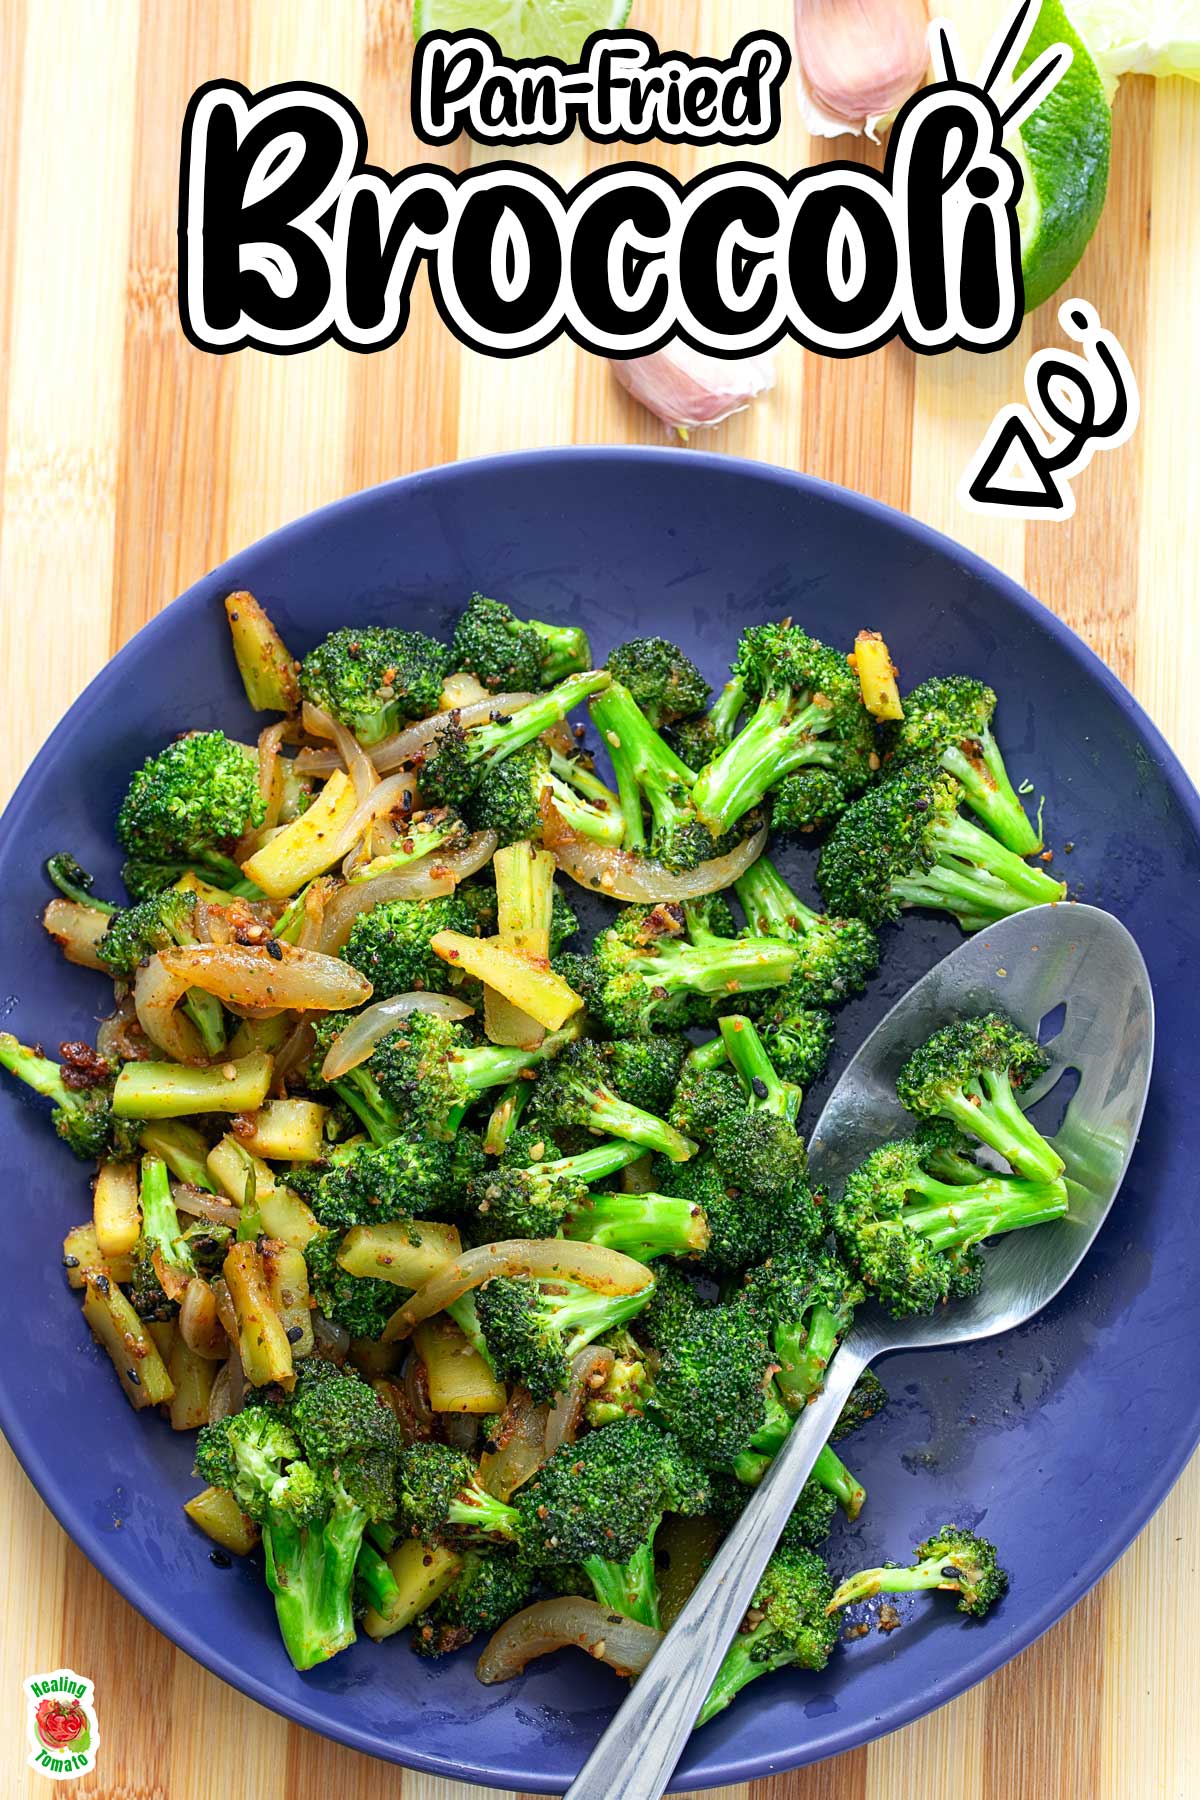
[967,413,1065,511]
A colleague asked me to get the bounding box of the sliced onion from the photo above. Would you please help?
[42,899,111,972]
[321,992,475,1081]
[294,694,539,778]
[172,1184,241,1228]
[403,1348,436,1428]
[179,1278,230,1360]
[273,1017,317,1090]
[441,670,490,710]
[294,877,334,951]
[477,1599,661,1685]
[311,1314,351,1364]
[97,996,151,1065]
[207,1348,247,1424]
[381,1240,653,1343]
[134,954,207,1063]
[544,1346,615,1454]
[315,832,498,954]
[303,702,379,806]
[158,942,371,1012]
[258,721,288,829]
[553,822,768,903]
[478,1389,552,1500]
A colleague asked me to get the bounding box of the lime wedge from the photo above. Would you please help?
[1013,0,1113,313]
[1064,0,1200,92]
[413,0,633,60]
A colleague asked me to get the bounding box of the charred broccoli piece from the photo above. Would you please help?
[604,637,710,729]
[827,1524,1008,1619]
[417,670,611,808]
[412,1550,539,1656]
[299,625,449,744]
[696,1546,838,1725]
[342,892,487,999]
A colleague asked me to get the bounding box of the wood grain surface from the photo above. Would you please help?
[1,4,1197,1797]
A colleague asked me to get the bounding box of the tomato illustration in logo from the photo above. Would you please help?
[34,1696,88,1750]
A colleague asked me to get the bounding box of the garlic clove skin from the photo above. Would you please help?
[794,0,930,141]
[611,343,776,436]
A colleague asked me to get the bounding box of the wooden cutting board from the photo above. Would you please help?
[0,3,1196,1797]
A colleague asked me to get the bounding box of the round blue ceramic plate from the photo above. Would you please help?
[1,449,1197,1792]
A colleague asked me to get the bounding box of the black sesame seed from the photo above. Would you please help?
[209,1548,232,1568]
[266,938,283,961]
[751,1076,769,1100]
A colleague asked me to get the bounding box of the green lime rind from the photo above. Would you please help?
[413,0,633,60]
[1015,0,1112,314]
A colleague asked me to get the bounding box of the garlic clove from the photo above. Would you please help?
[794,0,930,140]
[611,343,776,436]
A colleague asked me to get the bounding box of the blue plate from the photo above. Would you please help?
[1,449,1197,1792]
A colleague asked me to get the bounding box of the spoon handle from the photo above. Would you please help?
[564,1341,871,1800]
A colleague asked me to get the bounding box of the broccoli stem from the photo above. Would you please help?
[445,1483,521,1540]
[139,1154,196,1278]
[827,1552,956,1612]
[563,1190,709,1262]
[937,1074,1065,1184]
[355,1538,401,1615]
[46,854,117,913]
[734,855,822,940]
[348,816,465,884]
[939,731,1041,857]
[543,1140,650,1184]
[545,773,626,845]
[695,1620,792,1726]
[590,682,702,851]
[0,1036,75,1109]
[718,1015,800,1125]
[692,688,837,831]
[470,669,612,768]
[641,937,800,1003]
[112,1054,272,1120]
[812,1442,865,1518]
[932,814,1065,905]
[181,988,227,1059]
[731,1389,865,1519]
[263,1497,365,1669]
[548,747,620,811]
[582,1085,697,1163]
[139,1119,219,1191]
[483,1081,531,1155]
[902,1178,1067,1250]
[706,676,747,747]
[774,1305,843,1409]
[582,1540,660,1628]
[528,618,591,684]
[445,1292,495,1366]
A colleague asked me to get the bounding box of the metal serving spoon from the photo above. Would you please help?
[564,902,1153,1800]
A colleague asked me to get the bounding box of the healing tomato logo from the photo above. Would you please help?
[35,1697,86,1749]
[24,1670,98,1778]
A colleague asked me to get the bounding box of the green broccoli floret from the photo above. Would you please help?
[303,1230,400,1339]
[835,1121,1067,1318]
[46,854,116,912]
[740,1249,863,1410]
[696,1545,838,1725]
[650,1299,774,1467]
[580,903,798,1037]
[514,1419,710,1627]
[97,888,226,1056]
[662,674,746,770]
[727,1379,866,1518]
[887,675,1041,855]
[712,1016,808,1201]
[590,680,751,871]
[594,1035,690,1114]
[817,763,1066,932]
[470,1138,645,1238]
[413,1549,539,1656]
[604,637,710,729]
[529,1040,697,1163]
[896,1014,1066,1182]
[650,1152,826,1274]
[289,1133,457,1230]
[475,1266,656,1404]
[584,1333,654,1427]
[632,1263,707,1350]
[299,626,449,744]
[690,624,875,836]
[417,670,611,808]
[668,1039,748,1146]
[194,1362,402,1669]
[753,1002,834,1090]
[469,742,624,848]
[397,1440,524,1544]
[0,1034,127,1161]
[128,1153,196,1317]
[827,1524,1008,1619]
[342,892,487,999]
[451,592,591,691]
[116,731,265,898]
[769,766,858,835]
[734,855,879,1007]
[709,1470,838,1552]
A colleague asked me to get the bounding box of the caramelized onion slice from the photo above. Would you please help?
[478,1389,552,1500]
[294,693,539,778]
[544,1346,615,1455]
[477,1599,661,1685]
[381,1240,654,1342]
[553,823,768,902]
[42,899,111,972]
[302,702,379,805]
[158,942,371,1012]
[321,991,475,1081]
[315,832,498,954]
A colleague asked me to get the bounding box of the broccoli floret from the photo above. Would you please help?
[832,1369,889,1442]
[590,680,751,871]
[413,1549,539,1656]
[116,731,265,894]
[417,670,611,808]
[740,1250,863,1409]
[817,763,1066,932]
[584,1335,654,1427]
[604,637,710,729]
[470,1138,644,1238]
[581,903,799,1037]
[709,1470,838,1552]
[754,1002,834,1090]
[129,1153,196,1315]
[469,742,624,848]
[887,675,1041,855]
[651,1152,826,1274]
[711,1016,808,1201]
[475,1267,655,1404]
[97,888,226,1056]
[194,1363,402,1668]
[514,1420,710,1627]
[633,1262,707,1350]
[896,1014,1066,1183]
[734,856,879,1007]
[662,674,747,770]
[696,1545,838,1725]
[827,1524,1008,1619]
[690,624,875,836]
[835,1120,1067,1318]
[650,1300,774,1467]
[669,1039,748,1146]
[342,892,487,999]
[482,1080,532,1156]
[0,1034,127,1161]
[303,1230,399,1339]
[529,1040,697,1163]
[300,626,449,744]
[595,1035,690,1114]
[290,1133,457,1230]
[46,854,116,912]
[451,592,590,691]
[726,1379,866,1518]
[397,1440,523,1544]
[769,766,857,835]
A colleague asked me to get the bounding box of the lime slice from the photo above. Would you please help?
[1064,0,1200,91]
[1013,0,1113,313]
[413,0,633,61]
